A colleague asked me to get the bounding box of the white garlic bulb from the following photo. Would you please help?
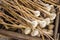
[38,20,47,28]
[31,21,38,29]
[33,11,40,17]
[25,19,38,29]
[47,5,51,11]
[45,4,54,11]
[24,27,31,34]
[50,13,56,20]
[45,4,51,11]
[44,18,50,25]
[31,29,39,36]
[20,16,38,28]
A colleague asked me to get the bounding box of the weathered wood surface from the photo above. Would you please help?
[0,29,41,40]
[0,34,13,40]
[54,9,60,40]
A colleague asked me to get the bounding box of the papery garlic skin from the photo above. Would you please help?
[48,5,54,12]
[50,13,56,20]
[24,27,31,34]
[33,11,40,17]
[46,4,51,11]
[44,18,50,25]
[31,21,38,29]
[38,20,47,28]
[31,29,39,36]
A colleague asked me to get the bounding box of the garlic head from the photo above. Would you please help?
[33,11,40,17]
[31,29,39,36]
[24,27,31,34]
[38,20,47,28]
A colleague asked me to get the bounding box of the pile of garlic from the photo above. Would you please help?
[23,4,56,37]
[0,0,57,40]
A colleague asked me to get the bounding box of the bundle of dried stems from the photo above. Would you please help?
[0,0,58,40]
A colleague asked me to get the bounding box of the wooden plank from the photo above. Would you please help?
[0,29,41,40]
[0,34,12,40]
[56,33,60,40]
[54,9,60,40]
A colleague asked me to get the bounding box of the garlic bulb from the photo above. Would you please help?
[23,18,38,29]
[33,11,40,17]
[44,18,50,25]
[31,29,39,36]
[45,4,54,11]
[46,4,51,11]
[24,27,31,34]
[50,13,56,20]
[48,5,54,11]
[38,20,47,28]
[31,21,38,29]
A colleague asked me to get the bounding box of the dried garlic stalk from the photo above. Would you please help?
[0,0,57,40]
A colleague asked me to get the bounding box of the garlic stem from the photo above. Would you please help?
[43,30,53,36]
[43,0,60,7]
[48,30,53,36]
[27,9,40,17]
[19,15,38,28]
[24,0,56,19]
[0,19,26,29]
[33,0,54,12]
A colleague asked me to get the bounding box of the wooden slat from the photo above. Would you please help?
[54,9,60,40]
[0,29,41,40]
[56,33,60,40]
[0,34,12,40]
